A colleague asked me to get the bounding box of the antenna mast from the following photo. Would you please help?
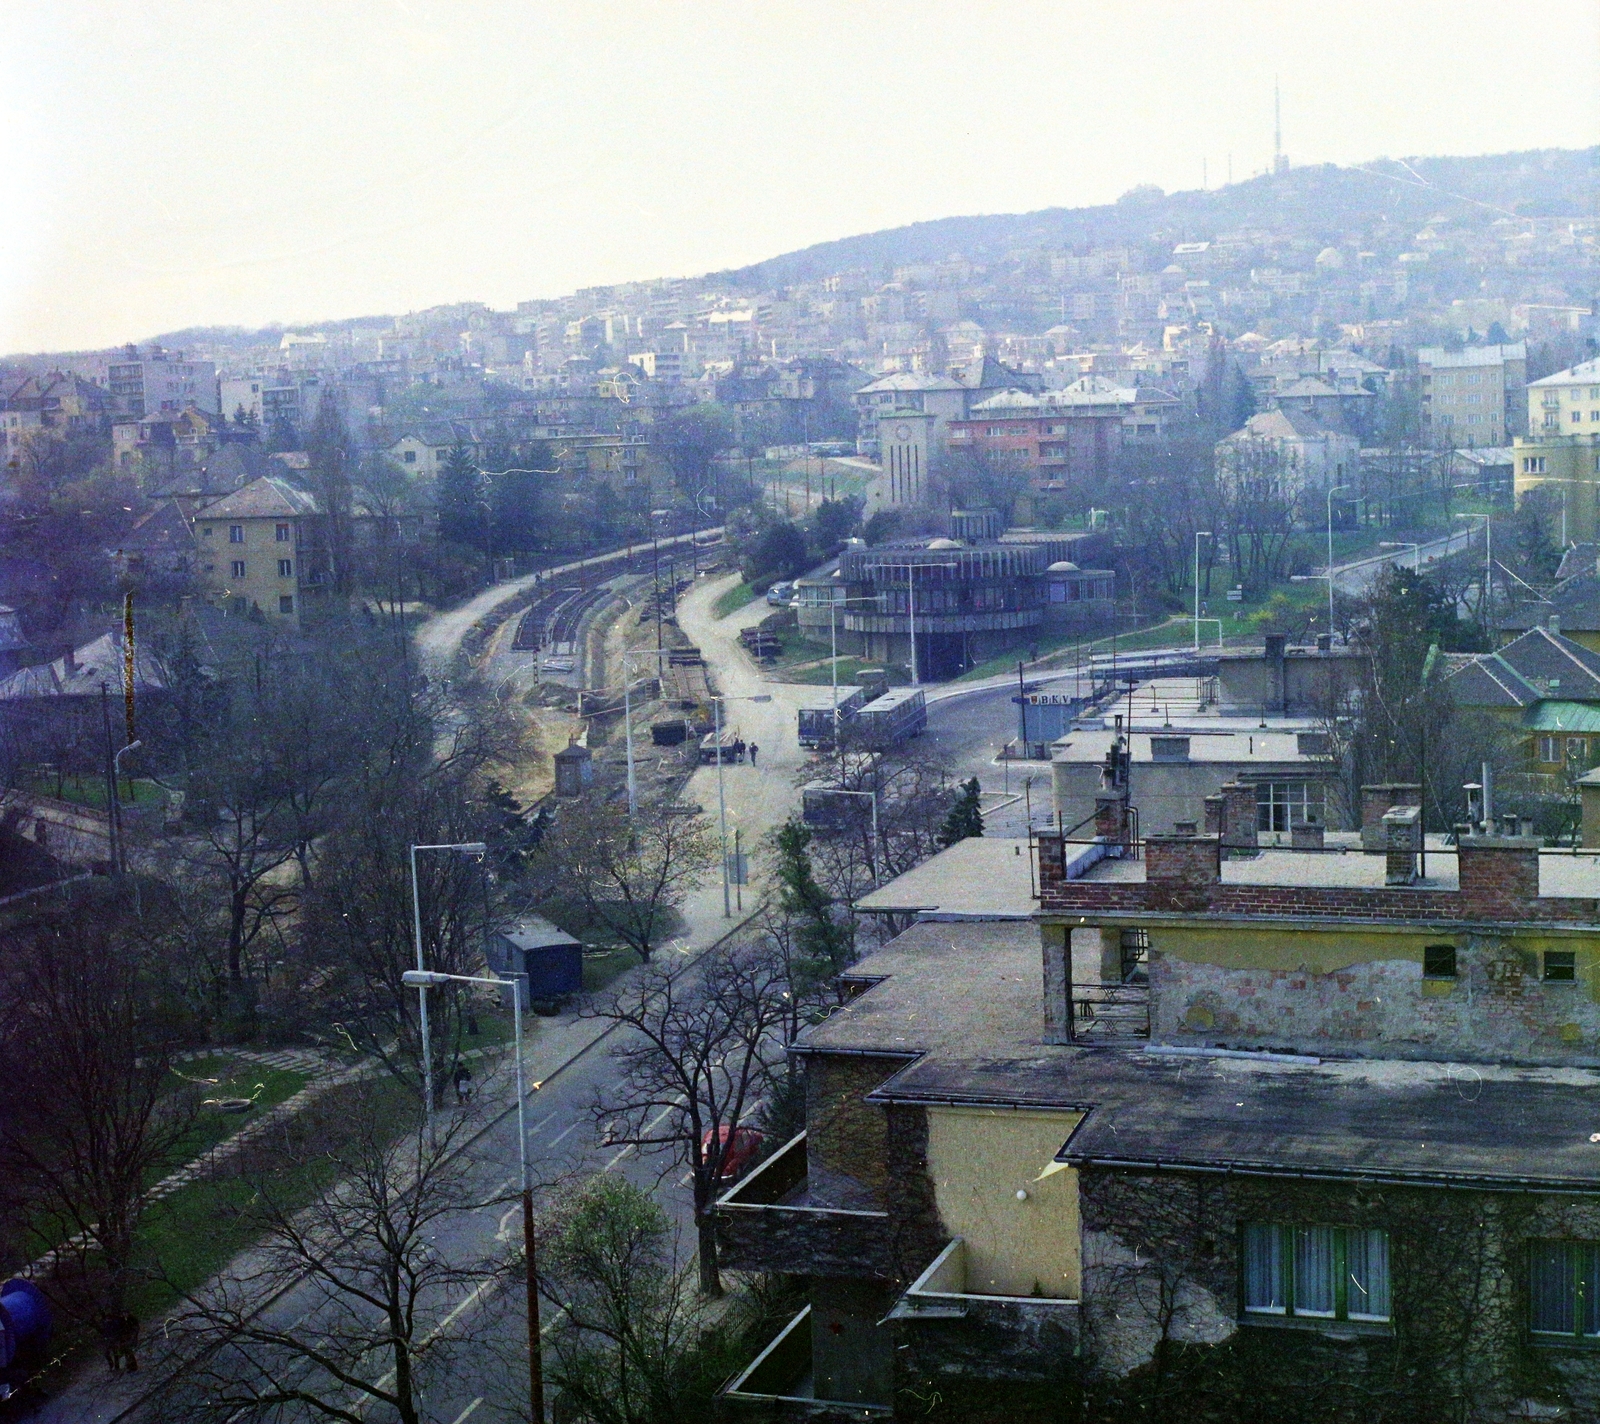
[1273,78,1287,174]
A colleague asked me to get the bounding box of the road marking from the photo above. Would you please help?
[449,1399,484,1424]
[528,1109,561,1136]
[604,1097,682,1171]
[547,1121,580,1149]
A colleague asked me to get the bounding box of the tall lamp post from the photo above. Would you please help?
[1456,512,1493,633]
[402,968,542,1423]
[408,840,488,1128]
[709,693,773,916]
[618,647,672,817]
[1324,484,1352,637]
[1192,530,1212,654]
[828,594,883,745]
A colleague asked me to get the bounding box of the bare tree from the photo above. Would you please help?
[0,896,196,1335]
[541,1176,741,1424]
[533,802,714,963]
[164,1101,518,1424]
[586,944,790,1295]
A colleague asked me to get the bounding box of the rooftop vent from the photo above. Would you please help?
[1150,736,1191,763]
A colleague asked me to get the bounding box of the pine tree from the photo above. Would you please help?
[774,818,854,987]
[938,777,984,847]
[436,445,482,548]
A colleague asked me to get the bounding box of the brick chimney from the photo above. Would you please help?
[1383,804,1421,886]
[1094,794,1128,844]
[1457,834,1541,916]
[63,643,77,674]
[1264,633,1287,713]
[1361,783,1420,853]
[1146,832,1220,908]
[1221,781,1258,857]
[1036,830,1064,897]
[1203,793,1226,836]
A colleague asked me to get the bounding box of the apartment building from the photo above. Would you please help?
[193,476,332,625]
[1529,358,1600,437]
[1514,364,1600,541]
[106,351,218,418]
[1417,343,1527,445]
[714,785,1600,1418]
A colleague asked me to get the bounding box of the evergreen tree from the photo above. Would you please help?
[774,818,854,988]
[1228,365,1258,431]
[436,444,482,549]
[938,777,984,847]
[306,391,353,592]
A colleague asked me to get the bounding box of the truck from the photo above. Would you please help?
[854,687,927,747]
[699,724,743,763]
[795,685,867,748]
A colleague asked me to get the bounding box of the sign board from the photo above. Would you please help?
[725,852,749,886]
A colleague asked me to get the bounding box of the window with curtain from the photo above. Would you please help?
[1530,1241,1600,1338]
[1242,1224,1390,1323]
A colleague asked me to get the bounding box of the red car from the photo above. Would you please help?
[703,1124,765,1182]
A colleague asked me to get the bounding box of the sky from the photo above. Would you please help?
[3,0,1598,356]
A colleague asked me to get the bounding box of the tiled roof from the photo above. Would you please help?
[195,476,318,521]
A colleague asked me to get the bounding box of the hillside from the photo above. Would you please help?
[716,148,1599,289]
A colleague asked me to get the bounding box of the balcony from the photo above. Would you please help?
[714,1133,894,1280]
[885,1239,1079,1381]
[722,1306,893,1418]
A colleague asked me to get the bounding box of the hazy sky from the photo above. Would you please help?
[4,0,1597,355]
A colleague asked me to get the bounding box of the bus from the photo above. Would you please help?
[796,685,867,748]
[854,688,926,747]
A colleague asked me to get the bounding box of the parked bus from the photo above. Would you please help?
[796,685,867,748]
[854,687,926,747]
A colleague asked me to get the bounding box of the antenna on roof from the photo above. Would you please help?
[1273,78,1287,175]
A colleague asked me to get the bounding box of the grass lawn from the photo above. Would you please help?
[163,1059,310,1172]
[24,774,165,809]
[780,656,909,688]
[582,945,645,993]
[713,580,760,619]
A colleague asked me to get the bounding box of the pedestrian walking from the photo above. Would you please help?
[453,1063,474,1105]
[748,742,759,765]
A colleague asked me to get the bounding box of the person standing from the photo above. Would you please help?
[748,742,759,766]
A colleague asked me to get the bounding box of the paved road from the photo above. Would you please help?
[1328,525,1479,596]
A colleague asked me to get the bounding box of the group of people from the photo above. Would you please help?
[719,740,758,765]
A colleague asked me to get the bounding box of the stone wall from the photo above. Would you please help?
[1152,931,1600,1065]
[1076,1167,1600,1420]
[804,1053,904,1209]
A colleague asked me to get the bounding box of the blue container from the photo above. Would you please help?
[0,1279,53,1366]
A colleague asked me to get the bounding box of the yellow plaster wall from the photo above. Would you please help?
[925,1107,1082,1299]
[1153,926,1600,1002]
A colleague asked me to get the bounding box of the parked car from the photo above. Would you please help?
[765,581,795,607]
[703,1124,765,1182]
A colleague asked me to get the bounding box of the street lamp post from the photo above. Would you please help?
[826,787,879,888]
[1325,484,1352,637]
[402,968,542,1424]
[617,647,672,818]
[1193,531,1212,653]
[828,595,881,745]
[408,841,488,1130]
[112,738,141,875]
[709,693,773,916]
[1456,512,1493,632]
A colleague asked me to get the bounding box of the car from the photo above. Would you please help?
[765,581,794,607]
[702,1124,765,1182]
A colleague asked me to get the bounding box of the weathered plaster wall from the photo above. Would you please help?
[925,1107,1083,1298]
[806,1053,902,1207]
[1151,926,1600,1065]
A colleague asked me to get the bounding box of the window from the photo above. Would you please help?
[276,523,290,542]
[1540,735,1560,764]
[229,524,244,543]
[403,449,417,464]
[1120,928,1149,985]
[230,560,246,578]
[278,559,293,578]
[1524,457,1547,475]
[1573,412,1582,424]
[202,526,213,537]
[1257,781,1324,833]
[1424,944,1457,979]
[279,595,295,615]
[1243,1224,1390,1322]
[1570,737,1590,765]
[1530,1241,1600,1338]
[1544,951,1577,983]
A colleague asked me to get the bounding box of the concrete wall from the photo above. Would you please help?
[805,1053,902,1208]
[1053,758,1317,837]
[1149,924,1600,1065]
[925,1107,1083,1299]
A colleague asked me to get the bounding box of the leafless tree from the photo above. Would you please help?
[0,895,197,1333]
[163,1101,520,1424]
[1214,436,1298,594]
[532,802,714,963]
[586,943,790,1295]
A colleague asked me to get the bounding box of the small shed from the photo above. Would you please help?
[553,739,593,797]
[486,915,584,1009]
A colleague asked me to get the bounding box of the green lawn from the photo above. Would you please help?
[582,945,645,993]
[713,580,761,619]
[163,1059,310,1172]
[25,774,166,809]
[780,656,910,688]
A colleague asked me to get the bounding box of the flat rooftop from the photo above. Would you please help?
[1053,727,1323,766]
[803,924,1600,1191]
[853,836,1037,919]
[1075,844,1600,898]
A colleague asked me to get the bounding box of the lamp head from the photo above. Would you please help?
[402,970,452,988]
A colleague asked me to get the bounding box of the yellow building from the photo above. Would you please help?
[194,476,332,626]
[1512,432,1600,542]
